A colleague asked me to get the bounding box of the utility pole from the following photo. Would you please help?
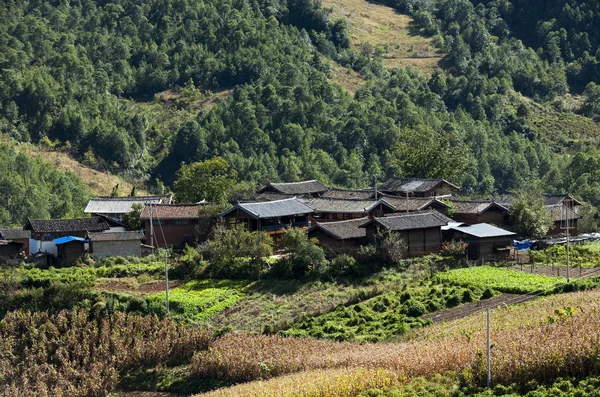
[405,192,409,214]
[562,197,572,283]
[149,203,154,256]
[165,250,169,313]
[487,308,492,389]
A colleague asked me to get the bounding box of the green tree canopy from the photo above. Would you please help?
[510,192,554,238]
[173,157,238,203]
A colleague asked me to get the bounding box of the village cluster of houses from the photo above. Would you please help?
[0,177,582,266]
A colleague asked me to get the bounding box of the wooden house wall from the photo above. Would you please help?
[144,219,202,248]
[547,219,578,237]
[57,241,85,266]
[308,229,366,256]
[364,225,442,256]
[449,231,513,261]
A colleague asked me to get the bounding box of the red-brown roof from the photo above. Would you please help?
[140,204,201,220]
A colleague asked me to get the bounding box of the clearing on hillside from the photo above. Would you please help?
[323,0,444,74]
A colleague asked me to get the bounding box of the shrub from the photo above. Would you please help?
[281,228,327,277]
[328,254,358,277]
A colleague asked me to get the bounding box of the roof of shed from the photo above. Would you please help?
[220,198,314,219]
[308,217,369,240]
[53,236,87,245]
[257,180,328,195]
[379,195,448,212]
[379,177,459,194]
[140,204,201,220]
[0,228,31,240]
[364,211,450,231]
[88,231,145,242]
[84,195,172,214]
[25,217,110,233]
[447,223,516,238]
[302,198,395,214]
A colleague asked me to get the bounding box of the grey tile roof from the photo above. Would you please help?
[321,188,376,200]
[544,194,582,206]
[0,228,31,240]
[257,180,328,195]
[448,223,516,238]
[450,200,510,215]
[252,192,297,202]
[88,231,145,241]
[309,217,369,240]
[85,195,172,214]
[302,198,394,214]
[379,195,448,212]
[379,177,459,194]
[366,211,450,231]
[220,198,314,219]
[25,217,110,233]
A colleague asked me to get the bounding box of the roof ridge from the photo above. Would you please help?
[315,216,369,226]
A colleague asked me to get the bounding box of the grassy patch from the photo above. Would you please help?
[435,266,565,294]
[322,0,444,73]
[148,279,250,323]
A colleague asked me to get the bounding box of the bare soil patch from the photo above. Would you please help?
[95,278,184,297]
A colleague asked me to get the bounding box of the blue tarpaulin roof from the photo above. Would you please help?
[53,236,87,245]
[513,240,535,251]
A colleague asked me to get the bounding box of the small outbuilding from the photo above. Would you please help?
[53,236,87,266]
[308,217,369,255]
[449,200,511,228]
[88,231,145,259]
[0,228,30,259]
[443,223,516,261]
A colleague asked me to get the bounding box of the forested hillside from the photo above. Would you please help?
[1,0,600,209]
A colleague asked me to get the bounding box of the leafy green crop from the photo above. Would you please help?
[435,266,565,294]
[283,281,493,342]
[147,279,250,323]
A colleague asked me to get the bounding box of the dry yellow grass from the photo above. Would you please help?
[15,145,146,196]
[326,58,365,95]
[194,289,600,396]
[323,0,444,74]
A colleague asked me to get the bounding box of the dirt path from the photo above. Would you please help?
[506,264,600,279]
[95,278,184,297]
[424,293,538,324]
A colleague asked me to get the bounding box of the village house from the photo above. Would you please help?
[449,200,511,228]
[361,211,451,256]
[302,198,396,222]
[88,231,145,259]
[442,223,516,261]
[84,195,172,222]
[24,217,110,256]
[140,204,204,249]
[308,217,369,255]
[0,228,31,258]
[219,198,314,244]
[379,177,459,197]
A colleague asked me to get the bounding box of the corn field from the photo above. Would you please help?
[0,310,211,397]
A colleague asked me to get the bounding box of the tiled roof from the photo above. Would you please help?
[88,231,145,241]
[257,180,328,195]
[302,198,394,214]
[309,217,369,240]
[365,211,450,231]
[25,217,110,233]
[84,195,172,214]
[448,223,516,238]
[140,204,201,220]
[379,195,446,212]
[544,194,582,206]
[252,192,297,202]
[220,198,314,219]
[546,204,580,222]
[0,228,31,240]
[450,200,510,215]
[379,177,459,194]
[321,188,376,200]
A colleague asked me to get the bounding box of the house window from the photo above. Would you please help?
[152,219,164,226]
[174,219,189,225]
[43,233,56,241]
